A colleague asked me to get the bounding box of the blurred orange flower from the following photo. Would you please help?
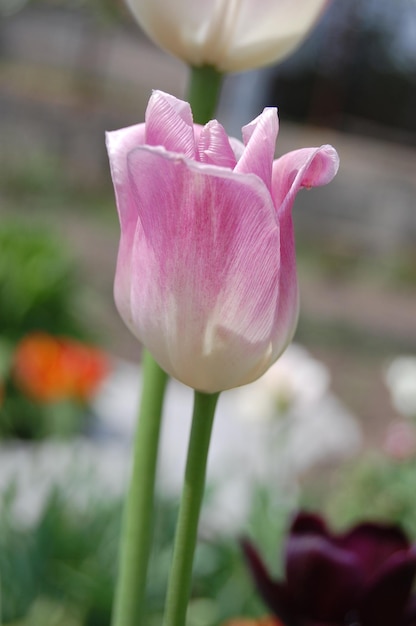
[13,333,109,403]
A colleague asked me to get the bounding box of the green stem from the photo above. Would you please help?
[111,350,168,626]
[187,65,224,124]
[163,391,219,626]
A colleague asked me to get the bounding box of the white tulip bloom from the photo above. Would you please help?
[234,344,330,422]
[126,0,331,72]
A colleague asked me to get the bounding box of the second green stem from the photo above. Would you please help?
[163,391,219,626]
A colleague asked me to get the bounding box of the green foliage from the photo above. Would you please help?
[0,221,86,341]
[146,492,274,625]
[5,452,416,626]
[302,453,416,539]
[0,484,290,626]
[7,597,82,626]
[0,391,87,440]
[0,488,120,626]
[0,220,100,440]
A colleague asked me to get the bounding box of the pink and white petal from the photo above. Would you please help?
[124,147,283,392]
[270,209,299,363]
[197,120,237,168]
[107,124,147,326]
[272,145,339,215]
[192,123,204,147]
[229,136,245,163]
[114,234,136,339]
[145,90,196,158]
[268,145,339,360]
[235,108,279,191]
[106,123,146,232]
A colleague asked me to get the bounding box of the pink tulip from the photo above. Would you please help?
[106,91,338,393]
[125,0,331,72]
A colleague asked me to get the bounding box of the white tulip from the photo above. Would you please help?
[126,0,331,72]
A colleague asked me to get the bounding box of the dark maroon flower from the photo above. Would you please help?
[243,512,416,626]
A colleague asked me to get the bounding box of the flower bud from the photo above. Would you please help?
[106,91,338,392]
[126,0,331,72]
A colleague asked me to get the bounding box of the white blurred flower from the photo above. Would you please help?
[385,356,416,418]
[233,344,330,422]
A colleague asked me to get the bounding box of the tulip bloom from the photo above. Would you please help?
[243,512,416,626]
[125,0,331,72]
[106,91,338,393]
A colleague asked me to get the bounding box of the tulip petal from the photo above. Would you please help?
[290,512,332,539]
[235,108,278,191]
[106,123,147,323]
[121,146,284,393]
[145,90,196,159]
[359,550,416,626]
[106,123,146,230]
[340,522,410,584]
[242,540,297,626]
[224,0,331,72]
[271,145,340,216]
[285,534,362,622]
[269,145,338,360]
[124,0,226,67]
[229,137,245,162]
[125,0,330,72]
[403,594,416,625]
[198,120,237,168]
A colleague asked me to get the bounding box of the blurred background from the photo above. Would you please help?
[1,0,416,624]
